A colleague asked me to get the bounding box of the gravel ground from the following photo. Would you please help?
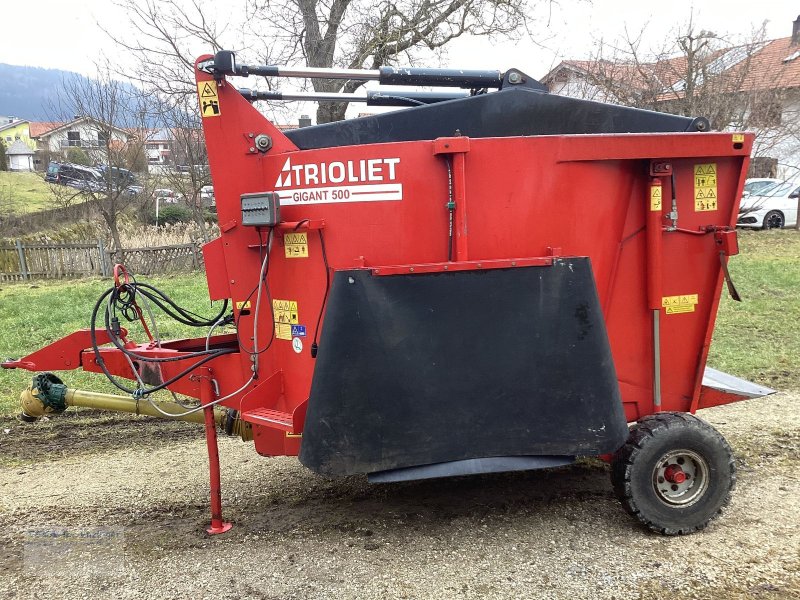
[0,392,798,599]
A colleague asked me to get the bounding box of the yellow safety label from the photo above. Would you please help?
[197,81,221,117]
[662,294,699,315]
[284,232,308,258]
[274,323,292,340]
[650,185,662,211]
[694,163,717,212]
[235,300,251,310]
[732,133,745,143]
[273,299,299,325]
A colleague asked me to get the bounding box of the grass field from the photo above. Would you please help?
[0,230,797,415]
[0,275,212,414]
[0,171,58,215]
[708,229,800,391]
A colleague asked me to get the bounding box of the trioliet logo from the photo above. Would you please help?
[274,157,402,205]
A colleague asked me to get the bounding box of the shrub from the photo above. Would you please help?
[65,147,91,166]
[147,204,193,226]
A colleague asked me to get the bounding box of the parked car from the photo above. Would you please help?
[96,165,140,195]
[742,177,782,198]
[200,185,215,209]
[153,188,180,204]
[45,161,104,192]
[737,180,799,229]
[176,164,210,175]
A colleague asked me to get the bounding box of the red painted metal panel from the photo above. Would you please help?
[185,69,755,449]
[9,61,755,460]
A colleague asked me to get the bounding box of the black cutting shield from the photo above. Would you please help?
[299,258,627,476]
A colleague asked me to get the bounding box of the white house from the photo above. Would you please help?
[6,139,35,171]
[30,116,131,157]
[541,17,800,180]
[142,128,174,173]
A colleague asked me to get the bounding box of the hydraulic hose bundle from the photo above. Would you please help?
[89,264,233,397]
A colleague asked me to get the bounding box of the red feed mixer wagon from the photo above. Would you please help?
[3,51,773,535]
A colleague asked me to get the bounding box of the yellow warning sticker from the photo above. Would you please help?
[274,323,292,340]
[662,294,699,315]
[197,81,221,118]
[650,186,662,211]
[235,300,251,310]
[694,163,717,212]
[732,133,745,143]
[284,232,308,258]
[272,299,299,325]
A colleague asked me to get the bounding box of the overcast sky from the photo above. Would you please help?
[1,0,797,120]
[3,0,796,76]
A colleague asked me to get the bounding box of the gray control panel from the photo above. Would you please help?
[241,192,280,226]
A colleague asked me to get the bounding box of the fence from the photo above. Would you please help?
[0,240,203,281]
[0,199,107,238]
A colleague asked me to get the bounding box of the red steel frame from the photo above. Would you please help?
[4,56,756,531]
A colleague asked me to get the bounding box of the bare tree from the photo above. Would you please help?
[266,0,534,123]
[560,18,800,169]
[51,68,150,260]
[152,95,213,242]
[111,0,548,123]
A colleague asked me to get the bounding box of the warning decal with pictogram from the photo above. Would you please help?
[693,163,717,212]
[197,81,221,117]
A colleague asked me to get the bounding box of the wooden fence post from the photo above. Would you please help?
[191,243,200,270]
[15,240,29,280]
[97,238,109,277]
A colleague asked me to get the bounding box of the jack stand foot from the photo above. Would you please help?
[206,521,233,535]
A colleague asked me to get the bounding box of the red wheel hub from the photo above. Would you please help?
[664,464,687,484]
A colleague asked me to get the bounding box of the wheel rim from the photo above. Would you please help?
[766,213,784,228]
[652,449,709,507]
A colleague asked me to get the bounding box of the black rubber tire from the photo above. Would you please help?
[611,412,735,535]
[762,210,785,229]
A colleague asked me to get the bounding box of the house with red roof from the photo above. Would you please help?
[541,17,800,179]
[27,117,133,170]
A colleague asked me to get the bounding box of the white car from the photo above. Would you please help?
[153,188,180,204]
[737,181,799,229]
[742,177,782,198]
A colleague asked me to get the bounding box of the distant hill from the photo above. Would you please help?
[0,64,153,125]
[0,64,84,121]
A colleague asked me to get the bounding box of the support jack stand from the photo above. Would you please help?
[199,369,232,535]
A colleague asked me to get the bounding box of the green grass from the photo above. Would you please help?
[0,230,797,415]
[0,171,58,214]
[708,229,800,391]
[0,275,211,414]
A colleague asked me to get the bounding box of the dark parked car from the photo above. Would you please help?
[97,165,135,186]
[45,161,104,191]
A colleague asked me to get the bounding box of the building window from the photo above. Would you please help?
[97,131,109,146]
[67,131,81,146]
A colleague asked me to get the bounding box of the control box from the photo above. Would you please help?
[241,192,280,226]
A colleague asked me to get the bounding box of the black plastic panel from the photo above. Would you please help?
[285,87,707,150]
[299,259,628,476]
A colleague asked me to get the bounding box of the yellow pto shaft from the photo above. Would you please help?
[19,373,252,440]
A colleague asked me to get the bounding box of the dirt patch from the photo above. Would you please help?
[0,410,202,467]
[0,393,798,599]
